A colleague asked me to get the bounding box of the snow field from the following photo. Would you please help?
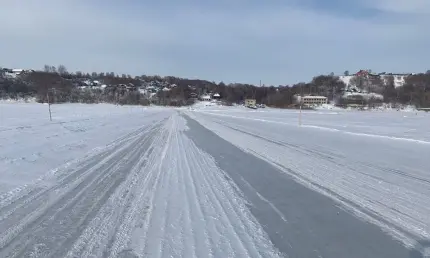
[194,107,430,143]
[187,109,430,249]
[131,114,281,258]
[0,103,280,258]
[0,120,166,257]
[2,102,428,257]
[0,102,171,193]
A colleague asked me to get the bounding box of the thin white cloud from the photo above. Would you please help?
[0,1,171,42]
[368,0,430,14]
[0,1,429,84]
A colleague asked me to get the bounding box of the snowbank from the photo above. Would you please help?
[343,91,384,100]
[314,103,344,111]
[0,97,36,103]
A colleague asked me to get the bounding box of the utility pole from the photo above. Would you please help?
[332,86,335,103]
[52,88,57,103]
[299,83,303,126]
[47,90,52,121]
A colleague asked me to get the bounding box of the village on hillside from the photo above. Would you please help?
[1,66,429,110]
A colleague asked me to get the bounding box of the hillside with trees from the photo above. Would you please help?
[1,65,430,108]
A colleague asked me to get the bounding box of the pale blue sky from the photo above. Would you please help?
[1,0,429,85]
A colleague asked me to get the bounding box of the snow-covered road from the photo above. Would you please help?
[0,105,279,258]
[187,107,430,257]
[0,103,428,257]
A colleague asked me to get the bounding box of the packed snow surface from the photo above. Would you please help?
[188,106,430,251]
[0,103,279,258]
[0,103,168,192]
[1,102,429,257]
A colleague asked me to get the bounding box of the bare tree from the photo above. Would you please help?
[43,65,51,73]
[344,70,349,76]
[349,76,366,89]
[57,64,68,75]
[368,75,384,93]
[75,71,83,77]
[383,75,396,103]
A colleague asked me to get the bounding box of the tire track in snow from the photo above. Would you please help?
[180,115,281,258]
[172,119,196,258]
[188,143,251,257]
[186,111,424,257]
[0,120,160,212]
[161,129,183,257]
[0,112,281,258]
[179,127,214,258]
[224,118,430,244]
[0,121,161,228]
[3,133,156,257]
[138,115,176,258]
[0,119,166,258]
[67,128,161,258]
[188,139,277,258]
[95,118,172,258]
[130,114,281,258]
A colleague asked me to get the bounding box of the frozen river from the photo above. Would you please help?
[0,102,429,257]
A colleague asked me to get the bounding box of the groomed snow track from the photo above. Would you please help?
[1,105,428,258]
[0,112,279,258]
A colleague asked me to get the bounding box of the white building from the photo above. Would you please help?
[11,69,24,75]
[295,95,328,106]
[212,93,221,100]
[200,95,211,101]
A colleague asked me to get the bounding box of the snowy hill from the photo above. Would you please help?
[339,73,408,88]
[339,75,354,86]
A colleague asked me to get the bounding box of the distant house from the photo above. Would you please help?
[82,79,100,87]
[2,68,31,78]
[295,95,327,106]
[126,83,137,91]
[245,99,256,107]
[302,96,327,106]
[212,93,221,100]
[12,69,24,75]
[200,95,211,101]
[355,70,369,77]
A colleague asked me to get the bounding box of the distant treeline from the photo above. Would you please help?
[1,65,430,108]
